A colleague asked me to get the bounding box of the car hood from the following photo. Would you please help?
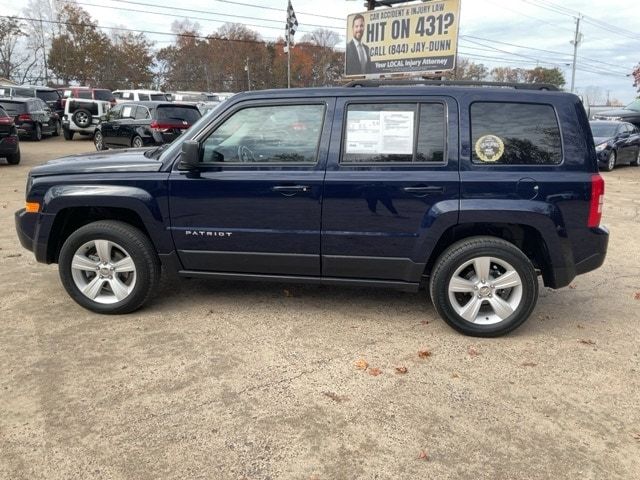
[594,108,638,118]
[593,136,611,145]
[30,148,163,177]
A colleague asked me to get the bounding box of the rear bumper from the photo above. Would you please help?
[574,225,609,275]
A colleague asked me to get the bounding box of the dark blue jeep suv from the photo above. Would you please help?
[15,82,608,336]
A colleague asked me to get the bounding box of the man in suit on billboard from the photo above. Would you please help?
[346,14,371,75]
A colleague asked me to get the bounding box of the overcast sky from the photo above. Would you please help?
[3,0,638,103]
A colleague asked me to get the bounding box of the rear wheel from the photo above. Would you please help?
[31,123,42,141]
[6,148,20,165]
[52,119,62,137]
[58,221,160,314]
[63,128,74,141]
[429,236,539,337]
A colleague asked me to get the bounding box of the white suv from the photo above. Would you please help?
[62,98,111,140]
[112,90,169,103]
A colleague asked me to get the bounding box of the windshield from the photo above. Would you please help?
[157,102,227,162]
[590,123,618,138]
[625,99,640,112]
[156,106,201,124]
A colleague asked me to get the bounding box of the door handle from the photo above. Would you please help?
[272,185,311,196]
[403,186,444,194]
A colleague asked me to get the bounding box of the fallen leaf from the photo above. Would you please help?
[468,346,480,357]
[634,292,640,300]
[569,284,577,289]
[354,359,368,370]
[578,339,596,346]
[451,372,459,378]
[368,367,382,376]
[4,254,21,258]
[420,320,430,325]
[395,366,408,374]
[576,324,585,329]
[418,349,432,358]
[323,391,349,403]
[632,432,640,441]
[521,362,537,367]
[417,449,429,460]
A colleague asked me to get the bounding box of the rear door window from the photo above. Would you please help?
[150,93,168,101]
[14,87,34,97]
[77,91,92,99]
[138,93,150,101]
[470,102,562,165]
[94,90,112,101]
[134,106,150,120]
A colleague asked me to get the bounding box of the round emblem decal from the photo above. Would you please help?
[475,135,505,163]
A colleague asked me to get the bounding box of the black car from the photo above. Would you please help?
[592,99,640,128]
[0,97,61,141]
[590,120,640,171]
[94,101,201,150]
[0,84,64,118]
[0,105,20,164]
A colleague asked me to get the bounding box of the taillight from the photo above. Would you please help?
[0,116,13,125]
[150,120,189,132]
[18,113,32,122]
[588,173,604,228]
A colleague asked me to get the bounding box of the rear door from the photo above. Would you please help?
[100,104,122,147]
[321,96,460,282]
[114,104,136,147]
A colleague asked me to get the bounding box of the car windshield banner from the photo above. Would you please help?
[345,0,461,77]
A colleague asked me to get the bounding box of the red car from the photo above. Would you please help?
[61,87,116,108]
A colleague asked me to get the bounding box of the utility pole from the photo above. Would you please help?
[245,57,251,91]
[570,16,582,93]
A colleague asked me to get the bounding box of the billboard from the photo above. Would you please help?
[345,0,461,77]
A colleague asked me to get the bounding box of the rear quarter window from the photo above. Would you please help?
[77,91,92,99]
[156,106,201,124]
[470,102,562,165]
[94,90,113,101]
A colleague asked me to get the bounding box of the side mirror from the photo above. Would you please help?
[179,140,201,170]
[618,131,630,139]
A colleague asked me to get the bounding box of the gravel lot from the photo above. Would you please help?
[1,136,639,479]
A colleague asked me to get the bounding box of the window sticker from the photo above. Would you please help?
[122,106,133,118]
[346,110,414,155]
[475,134,504,163]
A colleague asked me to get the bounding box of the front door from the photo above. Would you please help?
[168,99,335,276]
[321,97,460,282]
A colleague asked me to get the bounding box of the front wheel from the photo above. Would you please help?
[94,130,106,151]
[58,221,160,314]
[52,119,62,137]
[429,236,539,337]
[131,136,144,148]
[63,128,74,141]
[604,150,616,171]
[631,149,640,167]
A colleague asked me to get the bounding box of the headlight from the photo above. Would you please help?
[595,143,608,152]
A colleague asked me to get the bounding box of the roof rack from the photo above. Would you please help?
[344,79,559,91]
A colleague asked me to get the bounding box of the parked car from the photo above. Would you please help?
[94,101,201,150]
[0,84,64,117]
[0,105,20,164]
[112,90,169,103]
[0,97,60,141]
[62,98,111,140]
[15,81,609,337]
[590,120,640,171]
[592,98,640,128]
[61,87,116,108]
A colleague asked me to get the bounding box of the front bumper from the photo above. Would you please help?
[15,209,56,263]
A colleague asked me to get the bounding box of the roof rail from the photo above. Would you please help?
[344,79,559,91]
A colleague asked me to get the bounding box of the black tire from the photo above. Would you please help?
[52,119,61,137]
[631,149,640,167]
[94,130,106,151]
[131,135,144,148]
[63,127,74,141]
[58,220,160,314]
[31,123,42,141]
[604,150,616,171]
[72,109,92,128]
[6,149,20,165]
[429,236,539,337]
